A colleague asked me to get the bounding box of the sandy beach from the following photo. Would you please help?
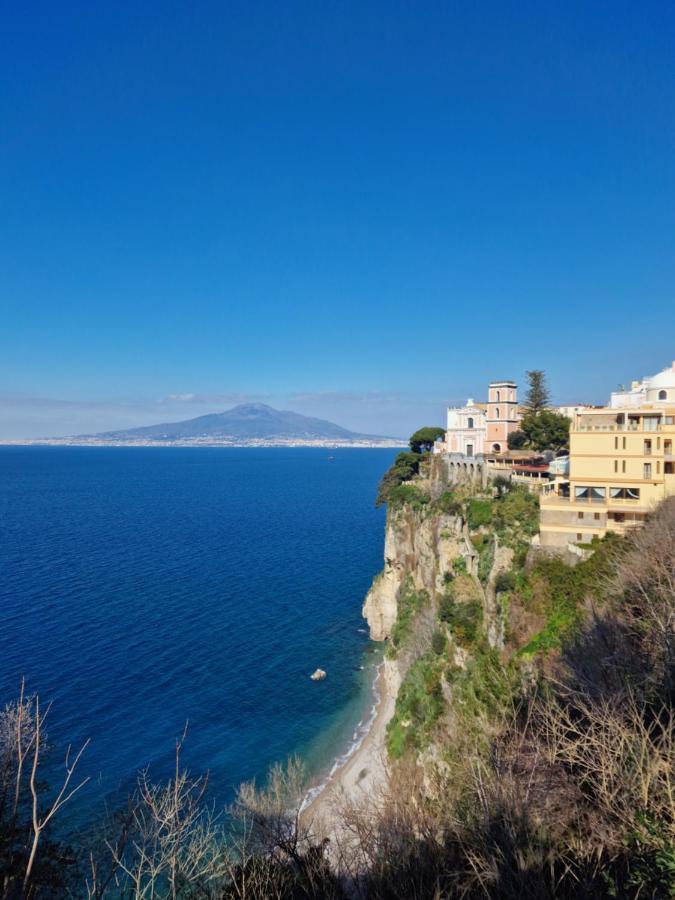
[302,661,397,841]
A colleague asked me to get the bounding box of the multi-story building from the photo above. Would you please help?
[441,399,486,457]
[539,403,675,549]
[486,381,520,453]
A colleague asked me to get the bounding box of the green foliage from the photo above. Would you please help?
[507,429,528,449]
[431,629,446,655]
[524,368,551,414]
[387,580,430,657]
[387,653,444,758]
[467,498,492,530]
[387,483,430,510]
[495,570,517,593]
[471,533,494,585]
[375,450,423,506]
[452,556,467,574]
[409,426,445,454]
[431,490,462,516]
[438,592,482,648]
[492,474,511,497]
[492,485,539,545]
[516,540,618,656]
[520,408,570,452]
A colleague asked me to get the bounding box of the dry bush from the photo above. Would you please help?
[225,757,341,899]
[97,727,225,899]
[0,681,89,899]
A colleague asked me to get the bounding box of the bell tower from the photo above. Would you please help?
[486,381,518,452]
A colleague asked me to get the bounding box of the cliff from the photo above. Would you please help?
[361,461,523,765]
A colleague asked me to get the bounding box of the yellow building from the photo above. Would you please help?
[539,405,675,548]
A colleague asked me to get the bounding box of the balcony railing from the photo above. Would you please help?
[541,494,644,507]
[575,424,640,433]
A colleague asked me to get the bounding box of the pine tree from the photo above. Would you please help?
[524,369,551,414]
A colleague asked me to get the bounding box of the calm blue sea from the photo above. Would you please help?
[0,446,394,826]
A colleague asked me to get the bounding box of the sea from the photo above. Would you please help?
[0,445,395,828]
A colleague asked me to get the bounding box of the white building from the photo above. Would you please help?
[610,361,675,408]
[557,405,590,419]
[443,399,486,457]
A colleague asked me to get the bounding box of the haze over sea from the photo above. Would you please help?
[0,446,394,826]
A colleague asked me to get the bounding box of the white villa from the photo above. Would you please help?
[610,361,675,408]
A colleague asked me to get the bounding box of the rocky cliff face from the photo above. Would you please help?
[362,470,514,737]
[362,506,465,642]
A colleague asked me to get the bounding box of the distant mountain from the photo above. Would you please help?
[85,403,400,445]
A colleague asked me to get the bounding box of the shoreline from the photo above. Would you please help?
[301,658,395,839]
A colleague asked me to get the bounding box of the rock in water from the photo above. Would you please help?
[310,668,327,681]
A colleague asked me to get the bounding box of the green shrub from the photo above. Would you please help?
[495,570,516,593]
[492,486,539,544]
[375,451,423,506]
[452,557,467,574]
[438,593,482,648]
[387,653,445,757]
[387,580,430,657]
[432,490,462,516]
[387,483,430,510]
[431,629,446,655]
[467,499,492,530]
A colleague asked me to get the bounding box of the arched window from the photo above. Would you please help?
[496,390,501,402]
[658,389,668,400]
[468,417,474,429]
[492,443,501,452]
[495,408,500,419]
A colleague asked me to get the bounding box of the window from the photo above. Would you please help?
[611,487,640,500]
[614,437,618,449]
[644,440,652,455]
[495,408,500,419]
[578,511,584,519]
[496,390,501,401]
[658,389,668,400]
[575,486,605,501]
[643,416,660,432]
[644,463,652,479]
[657,462,660,474]
[622,461,626,473]
[466,444,473,457]
[467,417,474,429]
[622,437,626,449]
[577,533,583,541]
[594,512,600,520]
[492,443,501,452]
[614,460,618,472]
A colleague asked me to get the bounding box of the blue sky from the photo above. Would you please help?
[2,1,674,438]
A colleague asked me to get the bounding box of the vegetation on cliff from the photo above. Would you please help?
[365,480,675,899]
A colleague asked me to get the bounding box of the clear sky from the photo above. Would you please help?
[2,1,674,438]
